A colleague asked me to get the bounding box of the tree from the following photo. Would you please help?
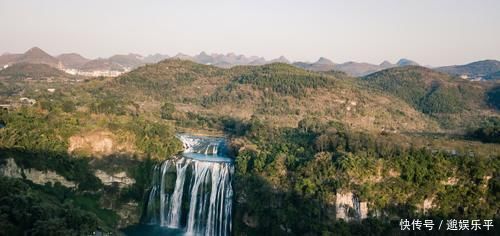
[160,102,175,120]
[62,100,76,113]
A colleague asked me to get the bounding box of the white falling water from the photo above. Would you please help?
[178,135,226,155]
[142,134,233,236]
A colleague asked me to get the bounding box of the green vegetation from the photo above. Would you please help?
[362,66,478,115]
[0,102,181,233]
[117,59,223,98]
[89,97,128,115]
[233,63,336,97]
[467,117,500,143]
[485,71,500,81]
[160,102,175,120]
[0,177,110,235]
[0,148,102,191]
[0,63,71,79]
[419,85,462,114]
[232,118,499,235]
[487,86,500,109]
[127,119,183,159]
[361,66,494,128]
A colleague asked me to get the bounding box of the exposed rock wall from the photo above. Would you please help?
[0,158,22,178]
[0,158,76,188]
[335,191,368,221]
[116,201,140,228]
[68,130,136,157]
[94,170,135,188]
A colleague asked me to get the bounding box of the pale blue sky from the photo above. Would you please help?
[0,0,499,66]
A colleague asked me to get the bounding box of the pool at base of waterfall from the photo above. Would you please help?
[122,224,186,236]
[123,134,234,236]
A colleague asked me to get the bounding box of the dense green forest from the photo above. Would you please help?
[362,67,483,113]
[0,176,109,235]
[235,63,336,97]
[467,117,500,144]
[0,105,181,234]
[230,117,499,235]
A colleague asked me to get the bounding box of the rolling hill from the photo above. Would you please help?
[332,61,389,77]
[2,56,496,131]
[436,60,500,78]
[396,58,419,66]
[292,57,336,71]
[361,66,497,127]
[108,54,145,68]
[0,63,71,79]
[0,53,22,67]
[78,59,127,72]
[57,53,90,68]
[485,71,500,80]
[110,60,444,132]
[0,47,60,68]
[143,54,170,64]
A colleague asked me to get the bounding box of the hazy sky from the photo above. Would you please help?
[0,0,499,66]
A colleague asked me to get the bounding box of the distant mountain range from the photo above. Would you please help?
[0,47,59,68]
[57,53,90,68]
[171,52,270,68]
[0,47,169,76]
[0,47,419,77]
[436,60,500,80]
[292,58,420,76]
[0,47,498,79]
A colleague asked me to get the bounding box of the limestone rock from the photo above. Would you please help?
[116,201,140,228]
[335,191,368,221]
[0,158,76,188]
[68,130,136,157]
[95,170,135,188]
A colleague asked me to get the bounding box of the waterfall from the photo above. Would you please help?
[142,134,233,236]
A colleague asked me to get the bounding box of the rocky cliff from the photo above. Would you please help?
[0,158,76,188]
[95,169,135,188]
[335,191,368,221]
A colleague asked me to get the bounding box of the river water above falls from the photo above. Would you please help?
[125,134,234,236]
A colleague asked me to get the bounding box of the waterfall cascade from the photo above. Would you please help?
[142,134,233,236]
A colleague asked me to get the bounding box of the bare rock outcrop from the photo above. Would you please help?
[68,130,135,157]
[116,201,140,228]
[0,158,76,188]
[94,170,135,188]
[335,191,368,221]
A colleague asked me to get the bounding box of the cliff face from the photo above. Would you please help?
[68,130,136,157]
[92,169,142,228]
[335,191,368,222]
[95,170,135,188]
[0,158,142,228]
[0,158,76,188]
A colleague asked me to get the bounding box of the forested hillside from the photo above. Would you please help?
[231,118,499,235]
[362,66,498,127]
